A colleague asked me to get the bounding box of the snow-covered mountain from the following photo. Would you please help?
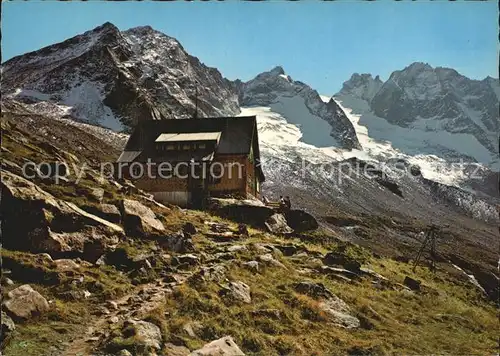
[2,22,239,131]
[238,66,360,150]
[335,63,499,168]
[1,22,498,221]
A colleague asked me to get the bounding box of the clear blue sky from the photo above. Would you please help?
[2,1,498,94]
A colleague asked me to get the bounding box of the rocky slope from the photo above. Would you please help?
[335,63,499,167]
[1,107,498,356]
[1,22,360,152]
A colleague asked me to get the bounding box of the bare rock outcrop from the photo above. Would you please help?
[120,199,164,236]
[1,171,123,253]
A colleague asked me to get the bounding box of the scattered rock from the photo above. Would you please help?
[403,276,421,291]
[237,224,249,236]
[190,336,245,356]
[293,281,334,299]
[359,267,388,281]
[242,261,259,273]
[160,231,194,253]
[274,244,303,257]
[227,244,248,253]
[90,188,105,203]
[57,289,91,301]
[173,254,200,267]
[53,259,80,271]
[190,265,227,284]
[122,319,163,351]
[318,266,360,280]
[410,165,422,177]
[183,321,204,338]
[64,202,124,233]
[294,281,360,328]
[1,171,122,253]
[208,198,274,227]
[95,306,111,316]
[1,311,15,342]
[206,221,233,233]
[183,222,197,236]
[258,254,286,269]
[120,199,164,236]
[120,180,140,195]
[39,253,53,262]
[1,277,15,286]
[108,301,119,310]
[220,281,251,304]
[319,298,361,329]
[375,177,403,198]
[204,231,240,242]
[165,343,191,356]
[265,213,293,234]
[3,284,50,320]
[250,308,281,320]
[323,252,361,273]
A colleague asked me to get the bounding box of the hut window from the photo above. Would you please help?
[182,144,191,150]
[166,144,175,151]
[198,143,206,150]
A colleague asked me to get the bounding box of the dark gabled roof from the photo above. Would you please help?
[121,116,265,181]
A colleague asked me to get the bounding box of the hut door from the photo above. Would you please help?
[188,162,206,209]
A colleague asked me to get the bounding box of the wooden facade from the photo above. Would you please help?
[117,116,265,208]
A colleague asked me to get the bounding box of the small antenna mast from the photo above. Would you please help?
[194,86,199,119]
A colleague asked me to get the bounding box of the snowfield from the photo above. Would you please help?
[242,99,481,188]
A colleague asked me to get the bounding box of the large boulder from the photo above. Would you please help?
[207,198,274,227]
[265,214,293,234]
[293,281,360,328]
[284,209,319,232]
[190,336,245,356]
[121,319,163,352]
[220,281,252,304]
[159,231,194,253]
[120,199,165,236]
[1,171,122,253]
[82,203,122,224]
[3,284,50,320]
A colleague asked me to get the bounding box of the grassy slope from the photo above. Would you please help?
[1,112,498,355]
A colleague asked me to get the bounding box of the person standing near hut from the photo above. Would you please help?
[279,195,285,209]
[284,196,291,210]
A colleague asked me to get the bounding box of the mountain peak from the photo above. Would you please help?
[269,66,285,76]
[338,73,383,102]
[250,65,289,82]
[91,21,120,35]
[402,62,434,74]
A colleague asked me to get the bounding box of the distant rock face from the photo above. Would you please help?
[1,22,239,131]
[239,66,361,150]
[339,73,383,103]
[338,62,499,158]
